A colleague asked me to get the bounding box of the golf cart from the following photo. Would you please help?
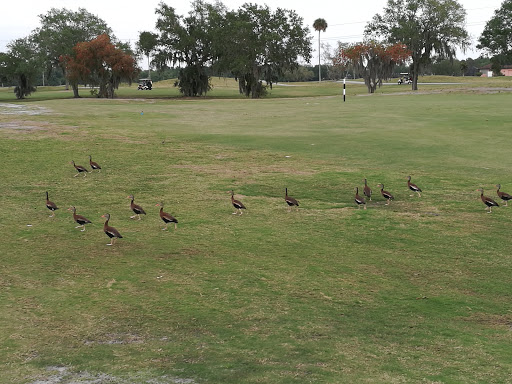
[137,78,153,90]
[398,73,412,85]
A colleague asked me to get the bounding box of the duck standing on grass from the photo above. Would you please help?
[363,178,372,201]
[156,202,178,230]
[46,191,59,217]
[68,206,92,231]
[285,188,299,211]
[496,184,512,207]
[70,160,89,177]
[477,188,499,213]
[354,187,366,209]
[230,191,246,215]
[101,213,123,245]
[89,155,101,172]
[127,194,146,220]
[407,176,422,197]
[377,184,394,205]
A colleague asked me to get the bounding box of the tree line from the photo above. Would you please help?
[0,1,311,99]
[1,0,511,99]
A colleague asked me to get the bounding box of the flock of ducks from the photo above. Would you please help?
[45,156,179,246]
[44,157,512,246]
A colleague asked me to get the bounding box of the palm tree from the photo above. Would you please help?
[313,18,328,82]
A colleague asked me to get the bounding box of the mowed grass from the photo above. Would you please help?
[1,81,512,383]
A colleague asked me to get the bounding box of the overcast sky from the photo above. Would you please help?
[0,0,503,66]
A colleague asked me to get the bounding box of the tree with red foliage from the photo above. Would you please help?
[333,41,410,93]
[61,34,139,98]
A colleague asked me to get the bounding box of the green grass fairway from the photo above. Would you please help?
[1,80,512,383]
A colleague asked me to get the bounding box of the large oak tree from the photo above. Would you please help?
[1,37,42,99]
[366,0,469,90]
[33,8,112,95]
[153,0,225,97]
[61,34,139,98]
[477,0,512,70]
[216,3,312,98]
[333,41,411,93]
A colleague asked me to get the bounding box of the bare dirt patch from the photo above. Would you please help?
[29,366,196,384]
[0,103,51,116]
[462,312,512,331]
[0,122,44,131]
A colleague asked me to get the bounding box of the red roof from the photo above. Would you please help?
[480,64,512,70]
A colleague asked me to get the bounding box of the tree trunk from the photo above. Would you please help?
[318,31,321,82]
[148,54,151,79]
[411,61,420,91]
[72,83,80,98]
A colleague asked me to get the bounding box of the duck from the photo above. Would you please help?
[45,191,59,217]
[70,160,89,177]
[127,194,146,220]
[285,188,299,211]
[496,184,512,207]
[101,213,123,245]
[477,188,498,213]
[89,155,101,172]
[377,183,394,205]
[407,176,422,197]
[363,178,372,201]
[156,202,178,230]
[354,187,366,209]
[68,206,92,231]
[230,191,246,215]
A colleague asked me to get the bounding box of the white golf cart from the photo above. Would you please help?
[397,73,412,85]
[137,78,153,90]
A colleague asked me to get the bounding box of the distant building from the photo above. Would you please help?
[479,64,512,77]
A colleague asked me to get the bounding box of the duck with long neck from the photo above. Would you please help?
[363,178,372,201]
[377,183,394,205]
[407,176,422,197]
[156,202,178,230]
[101,213,123,245]
[89,155,101,172]
[70,160,88,177]
[68,206,91,231]
[46,191,58,217]
[477,188,499,213]
[496,184,512,207]
[354,187,366,209]
[230,191,246,215]
[285,188,299,211]
[127,194,146,220]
